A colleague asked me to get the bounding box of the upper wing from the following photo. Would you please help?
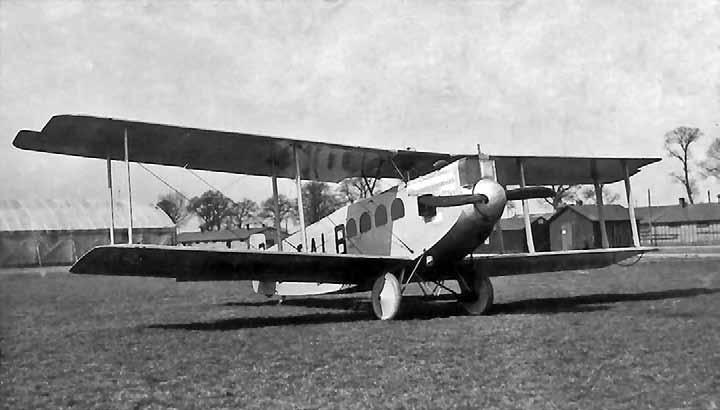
[70,244,413,284]
[13,115,460,182]
[460,247,656,277]
[490,156,660,185]
[14,115,659,184]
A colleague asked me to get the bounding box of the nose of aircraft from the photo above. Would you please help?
[472,179,507,221]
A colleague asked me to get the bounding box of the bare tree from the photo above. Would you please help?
[543,184,580,210]
[260,195,297,231]
[579,184,620,205]
[664,126,702,204]
[225,198,259,229]
[302,181,343,225]
[338,177,378,204]
[156,192,188,224]
[187,190,235,232]
[701,136,720,180]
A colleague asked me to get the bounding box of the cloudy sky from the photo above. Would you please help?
[1,0,719,209]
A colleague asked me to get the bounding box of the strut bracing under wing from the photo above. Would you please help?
[70,244,412,284]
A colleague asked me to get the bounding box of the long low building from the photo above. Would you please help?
[0,199,175,267]
[177,226,287,250]
[635,202,720,246]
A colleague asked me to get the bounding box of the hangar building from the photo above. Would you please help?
[0,199,175,267]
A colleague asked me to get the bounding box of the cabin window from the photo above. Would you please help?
[391,198,405,220]
[346,219,357,238]
[359,212,371,233]
[375,205,388,227]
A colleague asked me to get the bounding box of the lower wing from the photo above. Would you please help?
[71,245,412,284]
[462,247,657,277]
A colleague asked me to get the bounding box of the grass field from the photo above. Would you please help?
[1,258,719,409]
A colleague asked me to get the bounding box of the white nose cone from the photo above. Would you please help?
[472,179,507,220]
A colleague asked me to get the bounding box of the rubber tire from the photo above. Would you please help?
[371,273,402,320]
[459,273,494,315]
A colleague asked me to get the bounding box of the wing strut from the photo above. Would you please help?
[623,160,641,247]
[106,153,115,244]
[518,159,536,253]
[124,129,134,244]
[293,144,308,252]
[271,152,283,251]
[591,160,609,248]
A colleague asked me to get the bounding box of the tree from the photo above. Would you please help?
[302,181,343,225]
[701,136,720,180]
[664,126,702,204]
[579,184,620,205]
[543,184,581,210]
[225,198,259,229]
[338,177,378,204]
[156,192,188,224]
[187,190,235,232]
[260,194,297,231]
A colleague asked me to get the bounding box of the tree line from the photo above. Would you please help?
[156,177,379,232]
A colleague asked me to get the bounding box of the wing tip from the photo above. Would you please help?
[12,129,42,150]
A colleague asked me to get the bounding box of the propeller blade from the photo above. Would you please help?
[505,186,555,201]
[417,193,489,208]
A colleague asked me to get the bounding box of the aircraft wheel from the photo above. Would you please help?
[371,273,402,320]
[459,273,494,315]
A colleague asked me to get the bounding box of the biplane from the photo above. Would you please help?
[13,115,659,320]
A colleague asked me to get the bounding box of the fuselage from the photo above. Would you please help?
[259,157,507,296]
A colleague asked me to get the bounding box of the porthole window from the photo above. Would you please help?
[346,219,357,238]
[359,212,371,233]
[391,198,405,220]
[375,205,388,227]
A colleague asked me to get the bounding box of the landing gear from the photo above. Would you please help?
[458,272,494,315]
[371,273,402,320]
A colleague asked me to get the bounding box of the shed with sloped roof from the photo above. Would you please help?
[547,204,637,251]
[475,214,553,254]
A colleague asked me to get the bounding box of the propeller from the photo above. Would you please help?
[417,194,489,208]
[505,186,556,201]
[417,186,555,208]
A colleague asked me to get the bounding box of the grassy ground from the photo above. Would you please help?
[1,258,719,409]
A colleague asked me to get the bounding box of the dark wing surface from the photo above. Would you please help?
[13,116,460,182]
[14,115,660,183]
[491,155,660,185]
[70,245,412,284]
[461,247,656,277]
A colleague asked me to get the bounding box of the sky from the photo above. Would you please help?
[1,0,719,213]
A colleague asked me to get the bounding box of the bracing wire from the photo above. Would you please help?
[137,163,192,203]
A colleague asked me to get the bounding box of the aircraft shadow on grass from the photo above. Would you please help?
[147,287,720,331]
